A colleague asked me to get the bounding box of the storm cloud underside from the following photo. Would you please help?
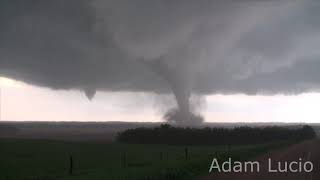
[1,0,320,121]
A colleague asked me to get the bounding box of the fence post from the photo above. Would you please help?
[69,155,73,175]
[121,152,127,168]
[160,151,163,161]
[185,147,189,160]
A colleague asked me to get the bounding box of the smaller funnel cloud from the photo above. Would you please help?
[84,88,96,100]
[146,59,204,126]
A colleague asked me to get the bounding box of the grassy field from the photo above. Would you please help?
[0,139,293,180]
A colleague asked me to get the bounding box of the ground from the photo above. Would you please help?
[0,139,289,180]
[200,139,320,180]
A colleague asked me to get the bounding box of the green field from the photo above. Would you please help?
[0,139,293,180]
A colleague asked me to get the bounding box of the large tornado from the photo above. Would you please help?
[147,60,203,126]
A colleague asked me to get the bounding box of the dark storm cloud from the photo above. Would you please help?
[0,0,320,95]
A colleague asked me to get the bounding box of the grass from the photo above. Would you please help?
[0,139,294,180]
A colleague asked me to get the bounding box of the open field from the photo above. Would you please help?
[0,139,294,180]
[1,121,319,143]
[0,122,317,179]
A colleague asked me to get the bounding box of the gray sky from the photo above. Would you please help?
[1,0,320,123]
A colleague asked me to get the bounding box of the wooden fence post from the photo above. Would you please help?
[185,147,189,160]
[69,155,73,175]
[121,152,127,168]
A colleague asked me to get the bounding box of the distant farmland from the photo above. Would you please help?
[0,121,318,143]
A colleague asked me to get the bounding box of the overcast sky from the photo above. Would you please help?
[1,0,320,123]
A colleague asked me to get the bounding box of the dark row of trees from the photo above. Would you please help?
[117,125,316,145]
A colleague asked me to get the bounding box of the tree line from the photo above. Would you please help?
[117,124,316,145]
